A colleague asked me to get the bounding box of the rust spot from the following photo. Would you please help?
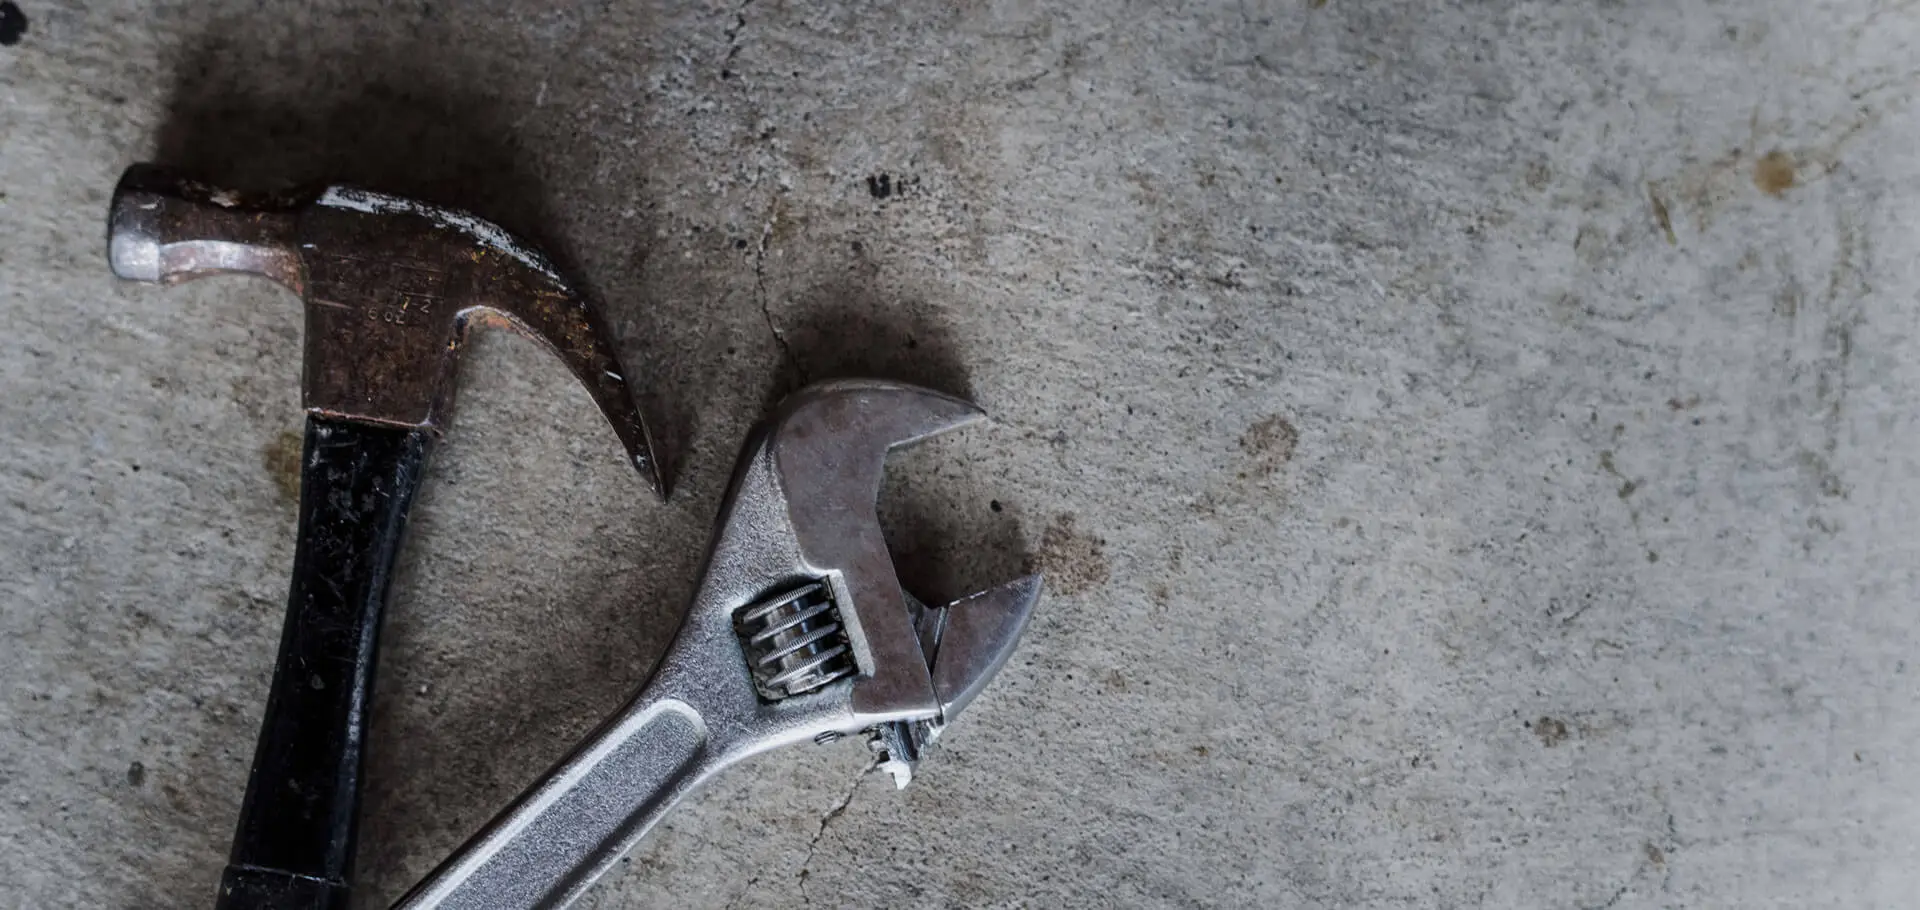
[1753,150,1796,196]
[1648,184,1677,245]
[1038,513,1110,596]
[1532,716,1570,747]
[1240,414,1298,478]
[1523,161,1551,191]
[262,429,303,507]
[1644,843,1666,867]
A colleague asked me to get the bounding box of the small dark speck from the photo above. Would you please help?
[734,238,748,250]
[989,499,1003,513]
[130,464,140,472]
[720,69,734,80]
[126,761,145,787]
[905,336,918,349]
[0,2,25,46]
[867,174,893,199]
[850,240,864,253]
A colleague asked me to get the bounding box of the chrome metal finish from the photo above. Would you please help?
[393,380,1042,910]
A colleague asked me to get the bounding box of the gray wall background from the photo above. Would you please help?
[3,1,1918,907]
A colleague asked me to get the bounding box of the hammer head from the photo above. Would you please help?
[107,164,664,493]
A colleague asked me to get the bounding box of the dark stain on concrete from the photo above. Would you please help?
[1753,150,1796,196]
[262,429,304,507]
[866,172,919,200]
[1149,581,1171,613]
[1796,450,1848,499]
[0,2,25,47]
[1648,184,1677,245]
[1523,160,1551,191]
[1529,715,1570,747]
[1038,513,1109,596]
[1598,450,1639,503]
[1240,414,1298,478]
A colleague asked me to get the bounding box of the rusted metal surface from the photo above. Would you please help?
[108,164,664,492]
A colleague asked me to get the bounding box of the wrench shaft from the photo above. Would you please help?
[398,688,712,910]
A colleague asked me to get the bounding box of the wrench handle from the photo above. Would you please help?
[395,692,711,910]
[218,416,432,910]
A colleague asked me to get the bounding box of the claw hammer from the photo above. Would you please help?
[106,165,666,910]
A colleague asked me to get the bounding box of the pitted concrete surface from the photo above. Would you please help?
[4,2,1920,907]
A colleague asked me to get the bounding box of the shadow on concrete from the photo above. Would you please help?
[149,27,700,480]
[153,37,563,266]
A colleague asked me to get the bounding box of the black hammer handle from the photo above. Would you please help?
[216,416,432,910]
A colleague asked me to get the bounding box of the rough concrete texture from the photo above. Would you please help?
[4,0,1920,907]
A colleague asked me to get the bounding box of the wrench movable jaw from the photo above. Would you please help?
[926,574,1043,722]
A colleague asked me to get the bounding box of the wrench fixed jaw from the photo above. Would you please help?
[763,379,988,724]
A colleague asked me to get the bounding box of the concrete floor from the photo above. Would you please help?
[5,0,1920,907]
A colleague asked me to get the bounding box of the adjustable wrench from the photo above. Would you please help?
[395,379,1040,909]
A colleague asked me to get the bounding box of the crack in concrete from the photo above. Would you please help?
[752,212,801,383]
[722,0,755,67]
[721,873,762,910]
[1584,885,1629,910]
[795,760,874,899]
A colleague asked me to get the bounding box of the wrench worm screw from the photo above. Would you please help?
[734,582,858,699]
